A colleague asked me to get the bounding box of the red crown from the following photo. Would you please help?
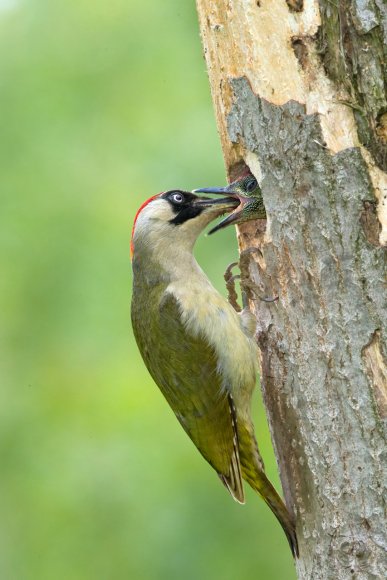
[130,194,161,258]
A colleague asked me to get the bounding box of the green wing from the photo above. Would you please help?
[134,291,244,503]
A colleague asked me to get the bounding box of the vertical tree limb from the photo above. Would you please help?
[196,1,386,577]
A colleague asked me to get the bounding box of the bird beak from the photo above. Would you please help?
[193,186,229,195]
[208,208,246,234]
[193,186,250,234]
[193,195,239,213]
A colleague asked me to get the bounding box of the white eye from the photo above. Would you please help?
[171,192,184,203]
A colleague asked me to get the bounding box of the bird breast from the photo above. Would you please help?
[167,274,258,403]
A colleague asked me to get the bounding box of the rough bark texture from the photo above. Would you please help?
[196,2,386,578]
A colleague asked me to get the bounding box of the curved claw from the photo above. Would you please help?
[224,262,239,280]
[224,263,242,312]
[238,256,279,304]
[254,293,279,303]
[224,253,278,311]
[240,247,264,260]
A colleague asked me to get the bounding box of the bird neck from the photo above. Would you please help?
[132,239,204,288]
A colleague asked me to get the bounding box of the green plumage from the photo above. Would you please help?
[131,191,298,556]
[131,274,244,501]
[228,174,266,221]
[193,172,267,233]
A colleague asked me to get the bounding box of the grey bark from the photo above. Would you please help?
[317,0,387,171]
[196,1,387,578]
[228,78,386,578]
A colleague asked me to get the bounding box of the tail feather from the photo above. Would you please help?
[247,469,299,558]
[238,421,298,557]
[218,394,245,504]
[218,470,245,504]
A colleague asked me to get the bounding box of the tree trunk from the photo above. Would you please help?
[196,2,386,578]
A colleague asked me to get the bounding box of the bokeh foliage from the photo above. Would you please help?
[0,1,295,578]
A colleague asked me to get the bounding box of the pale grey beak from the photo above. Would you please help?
[193,186,231,194]
[194,196,239,213]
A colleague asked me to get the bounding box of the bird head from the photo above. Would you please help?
[193,172,266,234]
[131,190,239,259]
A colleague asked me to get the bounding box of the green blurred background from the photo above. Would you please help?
[0,1,295,578]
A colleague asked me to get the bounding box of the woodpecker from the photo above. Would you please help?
[130,189,298,556]
[194,171,266,234]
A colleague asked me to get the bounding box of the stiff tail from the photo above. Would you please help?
[247,469,299,558]
[262,480,299,558]
[237,421,298,557]
[252,472,299,558]
[217,394,245,504]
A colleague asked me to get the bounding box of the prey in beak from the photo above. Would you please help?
[193,172,266,234]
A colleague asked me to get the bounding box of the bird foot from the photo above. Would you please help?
[225,248,278,307]
[224,262,242,312]
[239,246,264,260]
[242,279,279,303]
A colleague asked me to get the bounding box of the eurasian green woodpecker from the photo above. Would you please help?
[194,171,266,234]
[130,190,298,556]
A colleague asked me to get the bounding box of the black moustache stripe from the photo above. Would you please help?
[169,205,204,225]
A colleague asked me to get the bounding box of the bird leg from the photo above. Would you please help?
[242,279,279,304]
[224,253,278,312]
[239,248,279,304]
[224,262,242,312]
